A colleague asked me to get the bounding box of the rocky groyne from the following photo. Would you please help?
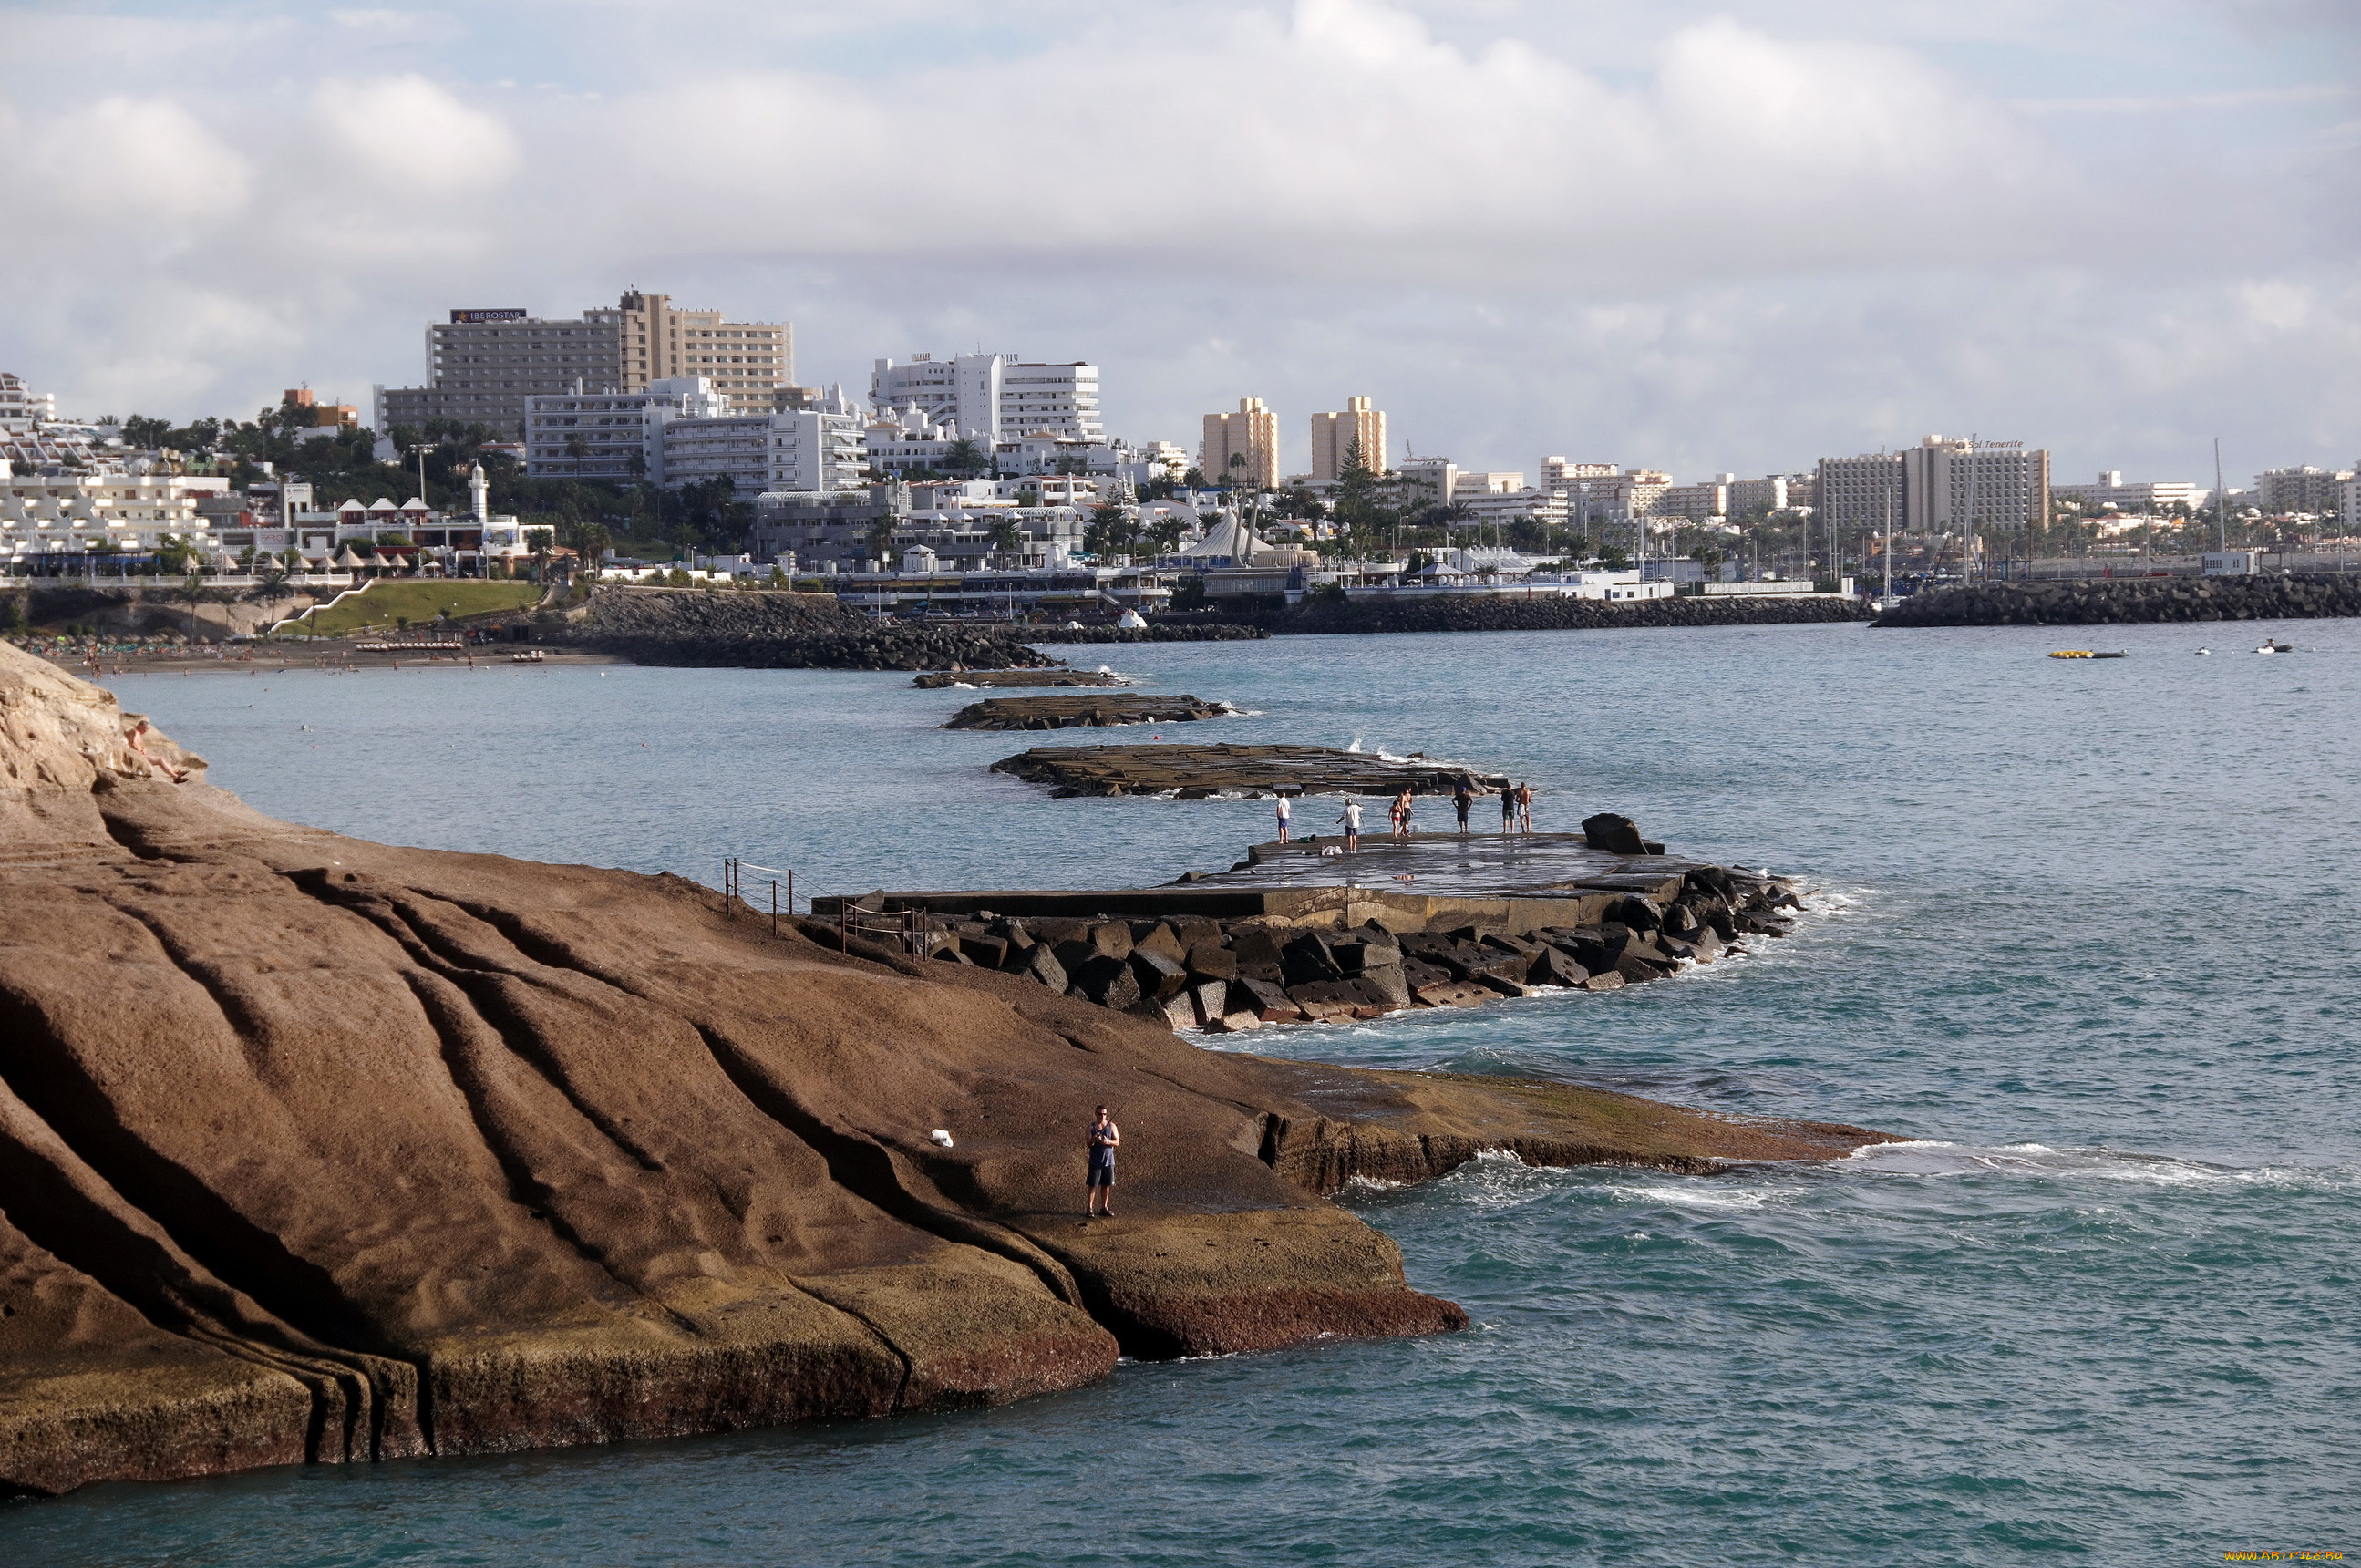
[1024,624,1270,644]
[912,669,1123,689]
[944,695,1232,731]
[0,644,1892,1497]
[561,586,1057,671]
[1871,573,2361,628]
[990,741,1506,798]
[1242,593,1873,637]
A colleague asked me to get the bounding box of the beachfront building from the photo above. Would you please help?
[658,413,773,494]
[1202,397,1280,489]
[2047,471,2203,516]
[1447,488,1568,529]
[0,471,237,567]
[1725,473,1813,518]
[376,291,797,438]
[1308,397,1387,483]
[749,480,1086,575]
[523,378,730,482]
[1540,458,1618,493]
[767,387,871,494]
[1814,452,1906,539]
[1900,436,2052,538]
[1558,469,1671,524]
[0,373,59,435]
[871,354,1105,446]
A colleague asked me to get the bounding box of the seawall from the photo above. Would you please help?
[1873,574,2361,628]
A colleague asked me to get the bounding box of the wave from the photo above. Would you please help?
[1840,1139,2343,1191]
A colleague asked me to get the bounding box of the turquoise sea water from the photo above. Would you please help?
[9,621,2358,1566]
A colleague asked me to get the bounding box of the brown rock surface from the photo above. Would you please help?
[0,644,1892,1496]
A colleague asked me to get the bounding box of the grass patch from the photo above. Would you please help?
[278,581,542,637]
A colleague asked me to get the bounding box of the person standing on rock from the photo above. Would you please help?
[1085,1105,1120,1217]
[1517,782,1533,834]
[1454,780,1474,833]
[1338,798,1362,851]
[1275,791,1292,843]
[1500,785,1517,834]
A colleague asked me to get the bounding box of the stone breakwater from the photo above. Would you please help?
[990,741,1506,799]
[0,644,1892,1497]
[944,695,1232,731]
[561,586,1056,671]
[1245,593,1874,637]
[1023,624,1271,644]
[1872,573,2361,628]
[823,861,1799,1032]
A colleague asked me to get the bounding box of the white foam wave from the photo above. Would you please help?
[1601,1182,1803,1212]
[1842,1140,2336,1191]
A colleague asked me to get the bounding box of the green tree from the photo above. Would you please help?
[1083,502,1136,557]
[990,518,1025,561]
[943,438,990,478]
[122,415,172,449]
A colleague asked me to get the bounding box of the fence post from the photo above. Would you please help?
[769,879,778,939]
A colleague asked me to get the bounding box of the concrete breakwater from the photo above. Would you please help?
[1872,573,2361,628]
[811,825,1801,1031]
[945,695,1232,730]
[1243,593,1874,637]
[1023,624,1271,644]
[562,586,1056,670]
[913,668,1124,688]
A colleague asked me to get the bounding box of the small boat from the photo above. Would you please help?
[2048,650,2130,660]
[2255,639,2293,655]
[511,649,546,663]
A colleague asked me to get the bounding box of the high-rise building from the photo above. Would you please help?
[376,292,795,438]
[871,354,1104,445]
[523,378,732,482]
[1202,397,1279,489]
[1899,436,2050,539]
[1540,457,1618,493]
[1308,396,1386,482]
[1814,452,1906,538]
[1726,474,1811,517]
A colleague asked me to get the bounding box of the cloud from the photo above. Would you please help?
[0,0,2351,483]
[311,74,521,195]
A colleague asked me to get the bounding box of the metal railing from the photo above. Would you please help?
[720,857,938,956]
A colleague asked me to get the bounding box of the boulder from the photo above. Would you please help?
[1527,946,1590,988]
[1233,976,1305,1021]
[1183,942,1237,983]
[1085,922,1134,962]
[1130,922,1188,964]
[1188,980,1230,1026]
[1581,970,1627,991]
[1581,811,1651,856]
[1069,954,1141,1011]
[1230,926,1286,975]
[1285,980,1366,1021]
[1021,944,1068,993]
[1352,965,1411,1012]
[1128,992,1197,1030]
[1129,948,1191,1001]
[1280,933,1345,988]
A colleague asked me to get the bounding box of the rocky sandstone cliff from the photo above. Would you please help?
[0,645,1886,1497]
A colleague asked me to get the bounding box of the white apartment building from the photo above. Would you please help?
[2253,465,2352,516]
[1,373,58,435]
[871,354,1104,445]
[0,471,238,564]
[1814,453,1906,537]
[1540,458,1618,492]
[766,388,870,495]
[659,415,773,495]
[1562,469,1671,522]
[379,292,795,438]
[1726,474,1813,517]
[1900,436,2051,535]
[524,378,731,482]
[1397,457,1456,502]
[2047,471,2203,515]
[1448,489,1568,528]
[1652,478,1730,521]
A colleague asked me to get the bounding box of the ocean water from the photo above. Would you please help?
[10,620,2358,1566]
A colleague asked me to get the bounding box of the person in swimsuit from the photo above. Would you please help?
[1275,792,1292,843]
[1517,782,1533,833]
[126,720,189,783]
[1085,1105,1120,1217]
[1393,788,1414,840]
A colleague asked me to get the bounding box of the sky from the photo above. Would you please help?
[0,0,2355,487]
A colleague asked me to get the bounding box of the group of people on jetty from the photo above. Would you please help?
[1270,779,1537,851]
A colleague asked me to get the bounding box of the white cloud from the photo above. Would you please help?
[26,96,251,222]
[311,75,521,195]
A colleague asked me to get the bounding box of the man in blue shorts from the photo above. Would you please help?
[1086,1105,1120,1217]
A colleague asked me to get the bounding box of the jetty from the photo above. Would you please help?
[945,694,1232,730]
[912,667,1122,688]
[809,816,1799,1029]
[991,741,1508,798]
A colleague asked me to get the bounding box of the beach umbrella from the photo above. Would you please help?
[333,545,366,570]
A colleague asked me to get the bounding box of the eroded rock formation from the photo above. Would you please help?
[0,645,1887,1497]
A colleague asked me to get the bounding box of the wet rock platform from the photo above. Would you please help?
[945,694,1233,730]
[990,742,1509,799]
